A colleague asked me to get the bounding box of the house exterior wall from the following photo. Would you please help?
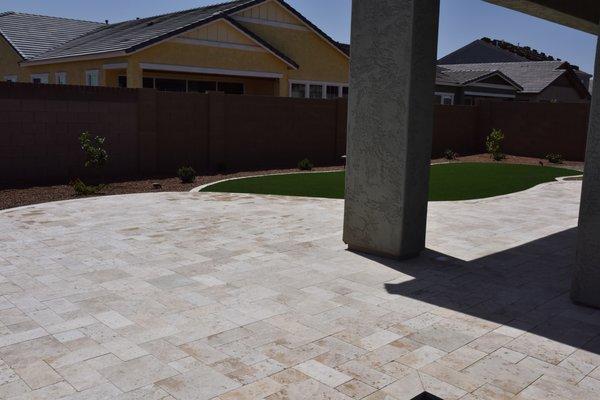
[0,3,350,97]
[534,75,589,103]
[0,36,22,80]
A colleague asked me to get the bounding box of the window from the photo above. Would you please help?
[290,81,349,99]
[189,80,217,93]
[55,72,67,85]
[291,83,306,98]
[434,92,454,105]
[118,76,128,88]
[155,78,187,92]
[309,85,323,99]
[85,70,100,86]
[31,74,49,84]
[217,82,244,95]
[326,85,339,99]
[143,77,155,89]
[4,75,17,82]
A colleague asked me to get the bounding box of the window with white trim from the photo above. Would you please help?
[55,72,67,85]
[434,92,454,105]
[4,75,17,82]
[31,74,49,84]
[85,70,100,86]
[289,81,349,99]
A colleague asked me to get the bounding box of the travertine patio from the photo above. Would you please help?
[0,179,599,400]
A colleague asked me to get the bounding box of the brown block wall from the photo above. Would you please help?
[0,82,591,187]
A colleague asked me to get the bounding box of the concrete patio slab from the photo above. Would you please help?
[0,179,598,399]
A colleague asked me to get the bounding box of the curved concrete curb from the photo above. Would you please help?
[190,169,345,193]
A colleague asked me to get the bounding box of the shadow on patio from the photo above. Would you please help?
[354,228,600,359]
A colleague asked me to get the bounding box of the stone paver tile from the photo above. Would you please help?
[420,361,483,392]
[140,339,189,363]
[179,340,229,365]
[47,344,109,369]
[409,323,476,353]
[269,368,311,386]
[266,378,352,400]
[94,311,134,330]
[226,358,284,385]
[100,355,178,392]
[437,346,488,371]
[114,385,170,400]
[158,364,241,400]
[468,332,514,354]
[8,381,76,400]
[0,328,48,348]
[360,330,401,352]
[517,356,584,385]
[516,375,598,400]
[102,338,149,361]
[219,377,283,400]
[463,355,542,394]
[421,373,468,400]
[491,347,527,364]
[336,379,378,399]
[397,345,447,369]
[294,359,352,388]
[58,382,122,400]
[505,333,577,364]
[0,379,31,398]
[337,360,396,389]
[471,383,514,400]
[14,359,63,391]
[382,370,424,400]
[56,362,108,391]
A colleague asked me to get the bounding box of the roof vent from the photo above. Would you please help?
[105,19,109,24]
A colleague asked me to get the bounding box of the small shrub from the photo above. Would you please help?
[486,128,505,161]
[298,158,314,171]
[443,149,457,161]
[71,179,103,196]
[79,132,108,168]
[177,166,197,183]
[546,153,564,164]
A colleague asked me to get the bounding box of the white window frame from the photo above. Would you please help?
[289,80,349,99]
[85,69,100,86]
[31,73,49,84]
[435,92,455,105]
[55,72,67,85]
[4,75,17,82]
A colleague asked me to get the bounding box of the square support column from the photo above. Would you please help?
[343,0,440,258]
[572,38,600,308]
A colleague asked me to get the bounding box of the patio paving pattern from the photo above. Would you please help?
[0,179,599,399]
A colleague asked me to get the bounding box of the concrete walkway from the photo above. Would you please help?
[0,180,598,399]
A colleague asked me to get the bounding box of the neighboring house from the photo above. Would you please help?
[439,37,593,91]
[438,61,591,104]
[435,67,522,105]
[0,0,349,98]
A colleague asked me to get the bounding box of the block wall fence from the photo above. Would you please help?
[0,82,590,186]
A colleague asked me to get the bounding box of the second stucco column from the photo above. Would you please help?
[343,0,440,258]
[572,38,600,308]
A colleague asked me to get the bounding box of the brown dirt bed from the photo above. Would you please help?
[1,154,584,211]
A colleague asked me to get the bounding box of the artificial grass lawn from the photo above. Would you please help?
[201,163,580,201]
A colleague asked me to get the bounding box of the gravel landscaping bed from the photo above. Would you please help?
[1,154,584,210]
[0,166,344,210]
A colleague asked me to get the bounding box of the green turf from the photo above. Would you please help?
[201,163,580,201]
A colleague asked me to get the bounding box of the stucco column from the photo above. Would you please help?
[572,38,600,308]
[127,62,143,89]
[343,0,440,258]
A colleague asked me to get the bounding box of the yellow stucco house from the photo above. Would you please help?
[0,0,350,98]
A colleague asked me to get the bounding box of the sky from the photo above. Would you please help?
[1,0,597,73]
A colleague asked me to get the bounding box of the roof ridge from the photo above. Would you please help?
[1,11,103,25]
[109,0,253,26]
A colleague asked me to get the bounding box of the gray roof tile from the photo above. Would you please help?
[0,12,103,59]
[439,61,566,93]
